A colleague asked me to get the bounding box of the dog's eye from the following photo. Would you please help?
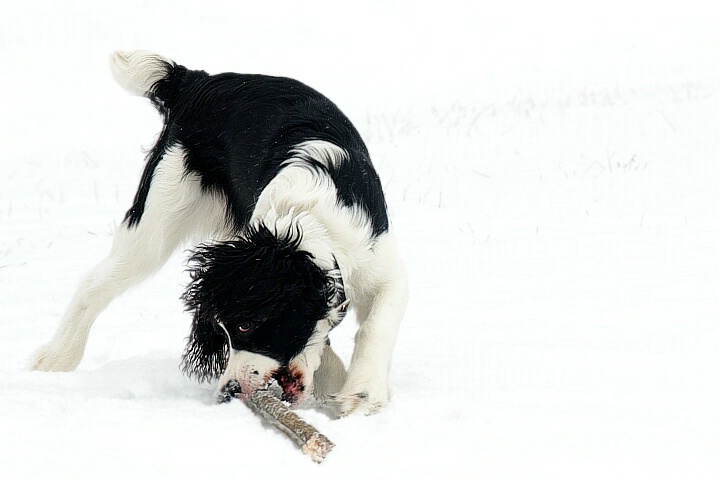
[238,322,252,333]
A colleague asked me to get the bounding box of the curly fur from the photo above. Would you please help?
[181,224,339,368]
[180,310,229,382]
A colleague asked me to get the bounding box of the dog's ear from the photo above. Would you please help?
[180,309,229,382]
[180,248,229,382]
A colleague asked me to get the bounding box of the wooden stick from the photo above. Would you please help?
[248,387,335,463]
[221,380,335,463]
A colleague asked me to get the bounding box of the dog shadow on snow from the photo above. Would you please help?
[24,354,216,405]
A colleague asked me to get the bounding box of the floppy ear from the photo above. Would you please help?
[326,257,349,329]
[180,309,229,382]
[180,249,229,382]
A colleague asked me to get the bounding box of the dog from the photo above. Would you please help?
[31,51,408,416]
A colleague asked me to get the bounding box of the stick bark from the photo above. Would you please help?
[246,385,335,463]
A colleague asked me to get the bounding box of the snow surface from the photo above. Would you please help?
[2,1,719,478]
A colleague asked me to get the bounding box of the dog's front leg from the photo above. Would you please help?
[334,276,408,416]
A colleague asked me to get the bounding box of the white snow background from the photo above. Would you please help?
[1,1,718,478]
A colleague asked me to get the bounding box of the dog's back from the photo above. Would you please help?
[110,51,388,233]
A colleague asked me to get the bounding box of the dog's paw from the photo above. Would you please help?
[30,344,80,372]
[330,386,390,417]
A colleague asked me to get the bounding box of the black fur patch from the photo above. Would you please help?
[180,309,229,382]
[181,224,337,368]
[124,62,389,236]
[124,64,209,228]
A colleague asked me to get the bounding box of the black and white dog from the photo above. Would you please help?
[31,51,407,416]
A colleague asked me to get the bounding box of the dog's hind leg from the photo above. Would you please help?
[31,145,226,371]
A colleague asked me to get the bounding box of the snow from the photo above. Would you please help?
[2,1,719,478]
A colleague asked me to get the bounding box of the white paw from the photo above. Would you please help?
[331,384,390,417]
[30,343,81,372]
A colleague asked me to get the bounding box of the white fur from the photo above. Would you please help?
[110,50,174,97]
[217,349,281,399]
[31,146,228,371]
[312,343,347,402]
[288,140,347,168]
[252,155,408,414]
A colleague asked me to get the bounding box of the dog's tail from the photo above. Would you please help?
[109,50,207,113]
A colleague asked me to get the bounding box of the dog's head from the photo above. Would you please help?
[181,224,347,405]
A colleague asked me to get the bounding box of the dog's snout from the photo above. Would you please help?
[273,366,306,403]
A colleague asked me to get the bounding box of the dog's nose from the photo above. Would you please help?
[273,366,305,403]
[217,379,242,403]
